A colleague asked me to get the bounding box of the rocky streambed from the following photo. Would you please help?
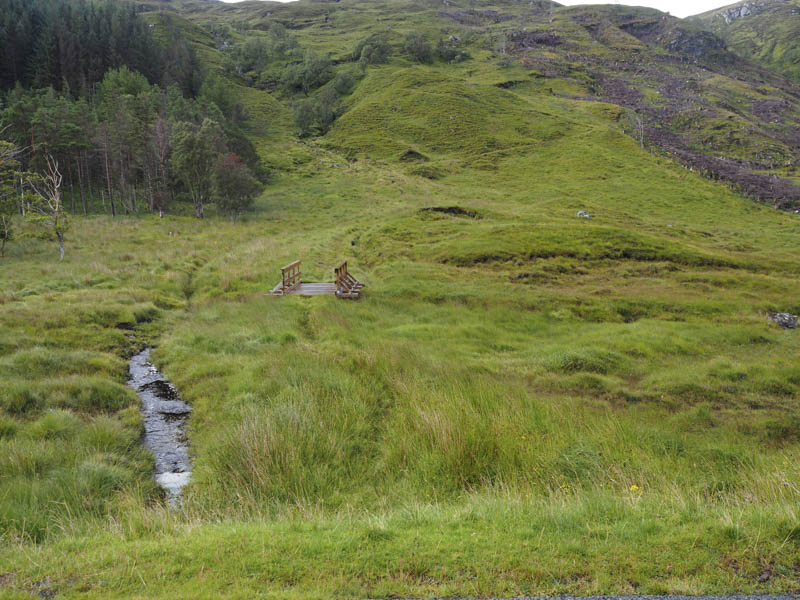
[128,349,192,505]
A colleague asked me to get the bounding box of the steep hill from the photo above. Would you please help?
[150,0,800,204]
[692,0,800,82]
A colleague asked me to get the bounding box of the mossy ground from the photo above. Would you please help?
[2,1,800,597]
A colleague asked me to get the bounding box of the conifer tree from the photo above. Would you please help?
[0,140,21,257]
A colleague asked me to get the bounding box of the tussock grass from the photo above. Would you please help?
[2,30,800,596]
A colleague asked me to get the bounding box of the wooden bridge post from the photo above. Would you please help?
[280,260,302,294]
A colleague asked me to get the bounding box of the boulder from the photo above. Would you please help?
[768,312,798,329]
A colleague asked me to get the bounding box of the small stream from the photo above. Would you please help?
[128,349,192,505]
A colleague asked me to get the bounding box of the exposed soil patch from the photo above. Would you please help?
[495,80,526,89]
[400,149,429,162]
[508,30,563,50]
[419,206,481,219]
[751,98,790,122]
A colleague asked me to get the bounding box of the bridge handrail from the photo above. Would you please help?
[281,260,302,291]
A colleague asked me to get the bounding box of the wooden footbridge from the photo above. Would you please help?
[270,260,364,299]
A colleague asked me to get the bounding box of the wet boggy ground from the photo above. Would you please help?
[128,349,192,504]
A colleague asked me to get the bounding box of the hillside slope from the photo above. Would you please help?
[159,0,800,202]
[692,0,800,82]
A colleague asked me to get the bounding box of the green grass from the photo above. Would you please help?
[3,495,800,598]
[3,141,800,595]
[694,0,800,82]
[2,1,800,596]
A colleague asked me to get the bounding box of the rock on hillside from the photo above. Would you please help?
[691,0,800,81]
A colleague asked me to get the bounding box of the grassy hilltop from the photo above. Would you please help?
[1,0,800,598]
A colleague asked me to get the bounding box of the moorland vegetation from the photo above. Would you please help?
[1,0,800,597]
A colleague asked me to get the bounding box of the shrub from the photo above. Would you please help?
[292,87,340,137]
[213,154,262,222]
[353,33,392,66]
[436,39,470,63]
[293,98,319,137]
[316,86,339,130]
[404,32,433,64]
[333,70,357,95]
[282,50,333,95]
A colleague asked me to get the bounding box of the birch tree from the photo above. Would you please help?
[170,118,224,219]
[27,153,69,260]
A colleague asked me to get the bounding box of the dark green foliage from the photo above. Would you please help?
[160,23,203,97]
[282,50,334,95]
[0,67,251,224]
[0,141,20,257]
[436,39,470,63]
[200,74,238,121]
[404,32,433,64]
[2,64,255,221]
[333,70,358,95]
[317,87,339,130]
[292,86,341,138]
[222,24,299,89]
[213,153,262,221]
[293,98,319,137]
[0,6,262,226]
[0,0,163,92]
[171,119,226,218]
[353,33,393,68]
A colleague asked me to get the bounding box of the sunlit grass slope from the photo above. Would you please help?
[2,8,800,597]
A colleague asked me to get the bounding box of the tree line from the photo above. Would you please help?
[0,1,264,260]
[0,0,197,94]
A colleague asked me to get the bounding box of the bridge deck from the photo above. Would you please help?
[270,282,337,296]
